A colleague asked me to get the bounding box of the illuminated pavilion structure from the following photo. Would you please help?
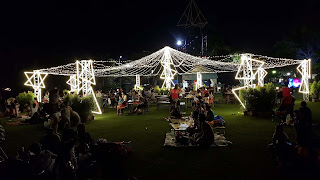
[24,46,308,112]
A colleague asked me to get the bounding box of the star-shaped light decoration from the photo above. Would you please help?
[24,70,48,102]
[66,75,81,93]
[232,55,266,109]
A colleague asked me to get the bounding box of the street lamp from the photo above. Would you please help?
[177,40,182,46]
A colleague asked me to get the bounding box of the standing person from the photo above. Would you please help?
[170,84,180,104]
[61,100,73,129]
[209,92,214,107]
[299,101,312,128]
[48,89,61,134]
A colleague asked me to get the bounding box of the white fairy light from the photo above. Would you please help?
[297,59,311,101]
[24,70,48,102]
[134,74,143,91]
[37,47,302,78]
[232,86,248,109]
[196,72,202,89]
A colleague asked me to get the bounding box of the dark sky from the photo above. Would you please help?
[0,0,319,90]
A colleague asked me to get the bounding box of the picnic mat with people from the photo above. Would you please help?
[163,132,232,147]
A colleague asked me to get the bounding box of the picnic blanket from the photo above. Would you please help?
[164,132,232,147]
[6,115,31,125]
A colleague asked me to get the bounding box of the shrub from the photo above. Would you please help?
[310,81,319,99]
[68,94,94,122]
[16,91,34,107]
[160,87,169,95]
[154,86,161,94]
[239,83,277,112]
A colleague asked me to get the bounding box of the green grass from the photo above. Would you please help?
[1,96,320,179]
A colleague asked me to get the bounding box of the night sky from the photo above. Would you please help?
[0,0,319,90]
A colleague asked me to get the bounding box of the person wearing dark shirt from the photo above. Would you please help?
[29,143,56,176]
[77,124,94,154]
[40,128,61,154]
[299,101,312,127]
[56,129,78,179]
[205,105,214,122]
[170,102,182,119]
[192,114,215,146]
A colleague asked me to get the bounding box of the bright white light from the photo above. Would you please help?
[233,54,266,108]
[134,75,143,91]
[257,68,268,87]
[160,47,177,89]
[24,70,48,102]
[276,87,279,90]
[196,72,202,89]
[177,40,182,46]
[75,60,101,114]
[297,59,311,101]
[66,75,80,93]
[272,70,276,74]
[232,86,248,109]
[287,72,291,76]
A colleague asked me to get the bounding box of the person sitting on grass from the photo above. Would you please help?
[29,143,57,176]
[205,105,214,122]
[40,128,61,154]
[192,113,215,146]
[269,124,292,166]
[77,123,94,154]
[170,102,182,119]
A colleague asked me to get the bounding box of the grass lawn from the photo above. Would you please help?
[1,95,320,179]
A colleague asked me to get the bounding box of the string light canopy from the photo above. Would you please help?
[38,46,302,78]
[24,46,308,112]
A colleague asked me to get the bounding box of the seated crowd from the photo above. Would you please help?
[270,100,317,168]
